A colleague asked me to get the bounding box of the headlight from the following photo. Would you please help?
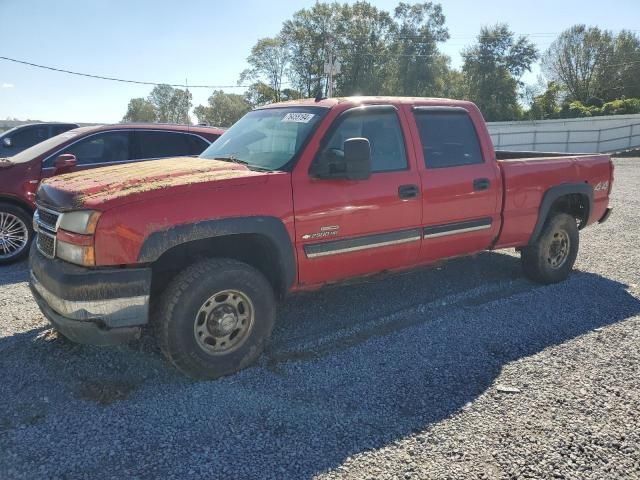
[33,210,40,232]
[56,240,95,266]
[58,210,101,235]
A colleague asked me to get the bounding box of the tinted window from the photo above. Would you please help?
[52,124,76,136]
[321,109,407,172]
[52,131,131,166]
[11,125,49,148]
[414,111,483,168]
[135,131,194,159]
[188,135,210,155]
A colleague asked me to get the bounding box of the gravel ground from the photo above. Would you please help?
[1,158,639,479]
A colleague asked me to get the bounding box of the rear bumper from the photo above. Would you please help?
[599,207,613,224]
[29,246,151,345]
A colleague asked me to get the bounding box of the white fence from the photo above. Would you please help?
[487,114,640,153]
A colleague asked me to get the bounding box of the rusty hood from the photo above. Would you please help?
[37,157,266,210]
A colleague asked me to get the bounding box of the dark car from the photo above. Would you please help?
[0,123,79,157]
[0,123,224,264]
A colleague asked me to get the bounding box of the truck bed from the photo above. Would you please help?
[495,151,613,248]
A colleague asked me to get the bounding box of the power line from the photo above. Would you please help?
[391,29,640,41]
[0,56,251,89]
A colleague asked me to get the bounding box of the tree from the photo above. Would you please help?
[527,81,562,119]
[122,98,156,122]
[194,90,252,127]
[279,1,452,98]
[148,84,192,123]
[243,82,277,107]
[240,37,290,103]
[386,2,450,96]
[542,25,615,102]
[121,84,192,123]
[462,24,538,121]
[280,2,341,98]
[332,2,395,95]
[611,30,640,99]
[432,61,468,99]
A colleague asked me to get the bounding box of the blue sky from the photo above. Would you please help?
[0,0,638,123]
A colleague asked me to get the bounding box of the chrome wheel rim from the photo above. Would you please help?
[0,212,29,260]
[193,289,254,355]
[547,229,570,269]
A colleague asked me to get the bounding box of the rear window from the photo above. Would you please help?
[134,131,194,159]
[10,125,49,148]
[414,110,483,168]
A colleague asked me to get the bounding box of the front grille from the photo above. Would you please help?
[35,206,60,232]
[34,205,60,258]
[36,231,56,258]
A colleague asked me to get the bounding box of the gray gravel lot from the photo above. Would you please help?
[1,158,639,479]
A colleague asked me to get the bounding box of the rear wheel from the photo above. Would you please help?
[521,213,579,284]
[157,258,276,379]
[0,203,32,265]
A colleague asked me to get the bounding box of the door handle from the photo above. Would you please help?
[398,184,419,199]
[473,178,490,191]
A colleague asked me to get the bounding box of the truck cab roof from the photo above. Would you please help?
[262,96,478,110]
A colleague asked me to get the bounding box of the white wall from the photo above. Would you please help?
[487,114,640,153]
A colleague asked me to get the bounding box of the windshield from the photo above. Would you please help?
[199,106,327,171]
[6,127,95,163]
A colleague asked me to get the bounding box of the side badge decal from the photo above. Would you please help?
[302,225,340,240]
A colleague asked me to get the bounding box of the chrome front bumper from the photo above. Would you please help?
[30,272,149,325]
[29,245,152,345]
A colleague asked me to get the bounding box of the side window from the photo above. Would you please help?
[414,111,483,168]
[188,135,210,155]
[52,125,75,136]
[134,131,192,159]
[11,126,49,148]
[52,131,131,166]
[320,109,407,172]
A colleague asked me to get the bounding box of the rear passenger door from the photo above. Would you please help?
[410,107,501,261]
[133,131,209,160]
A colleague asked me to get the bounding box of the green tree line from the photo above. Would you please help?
[122,2,640,126]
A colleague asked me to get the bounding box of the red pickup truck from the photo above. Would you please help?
[29,97,614,379]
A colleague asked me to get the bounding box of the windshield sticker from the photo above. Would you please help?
[282,112,315,123]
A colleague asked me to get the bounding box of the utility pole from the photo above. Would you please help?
[323,39,340,98]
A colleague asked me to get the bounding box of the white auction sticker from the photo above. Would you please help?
[282,112,315,123]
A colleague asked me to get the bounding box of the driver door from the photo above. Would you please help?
[292,105,422,286]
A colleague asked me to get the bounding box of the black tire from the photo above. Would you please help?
[157,258,276,380]
[0,203,33,265]
[521,213,579,284]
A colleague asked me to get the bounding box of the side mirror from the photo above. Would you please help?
[53,154,77,175]
[2,137,12,148]
[343,138,371,180]
[311,137,371,181]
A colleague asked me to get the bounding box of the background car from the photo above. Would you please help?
[0,122,79,157]
[0,123,224,264]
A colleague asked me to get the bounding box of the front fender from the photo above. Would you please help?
[137,216,296,290]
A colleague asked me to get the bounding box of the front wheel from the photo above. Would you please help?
[521,213,579,284]
[157,258,276,380]
[0,203,33,265]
